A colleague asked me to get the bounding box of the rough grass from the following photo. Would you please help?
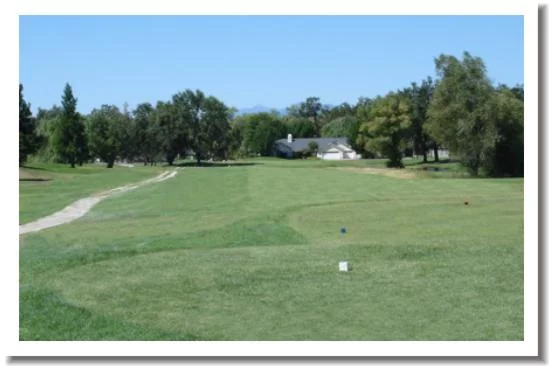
[19,159,523,340]
[19,163,161,224]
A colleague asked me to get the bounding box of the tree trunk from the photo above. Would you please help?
[166,152,176,166]
[107,160,114,168]
[434,144,439,162]
[421,139,428,163]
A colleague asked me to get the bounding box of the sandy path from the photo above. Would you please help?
[19,169,179,235]
[334,167,418,179]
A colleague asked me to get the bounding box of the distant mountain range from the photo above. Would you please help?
[235,105,287,116]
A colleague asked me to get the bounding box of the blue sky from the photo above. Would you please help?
[19,15,524,114]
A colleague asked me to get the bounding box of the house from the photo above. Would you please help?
[274,134,361,160]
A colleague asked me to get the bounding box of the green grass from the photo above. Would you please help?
[19,159,523,340]
[19,163,161,224]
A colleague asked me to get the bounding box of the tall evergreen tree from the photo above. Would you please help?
[19,84,40,165]
[53,83,85,168]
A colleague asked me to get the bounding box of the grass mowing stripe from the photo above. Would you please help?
[19,159,523,340]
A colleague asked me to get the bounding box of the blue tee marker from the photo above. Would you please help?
[340,227,347,235]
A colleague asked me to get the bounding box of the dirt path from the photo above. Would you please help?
[334,167,418,179]
[19,169,180,235]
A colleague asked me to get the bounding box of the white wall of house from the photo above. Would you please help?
[317,144,360,160]
[345,151,357,159]
[319,151,343,160]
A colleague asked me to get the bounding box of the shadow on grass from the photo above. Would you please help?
[168,161,262,168]
[404,159,458,167]
[19,165,49,171]
[19,178,52,182]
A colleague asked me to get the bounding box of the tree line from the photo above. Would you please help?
[19,51,524,176]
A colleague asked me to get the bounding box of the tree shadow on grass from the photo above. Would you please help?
[19,178,52,182]
[19,165,49,171]
[168,161,263,168]
[405,158,457,167]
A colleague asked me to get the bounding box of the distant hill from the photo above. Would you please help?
[235,105,287,116]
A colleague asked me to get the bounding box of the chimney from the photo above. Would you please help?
[287,134,293,143]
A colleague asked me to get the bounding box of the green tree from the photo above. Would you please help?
[156,101,185,165]
[402,77,436,162]
[320,115,361,156]
[75,114,89,166]
[244,118,260,154]
[117,102,137,163]
[362,93,411,168]
[227,120,245,159]
[237,112,287,156]
[133,103,162,165]
[19,84,40,165]
[321,115,358,137]
[307,141,319,157]
[86,105,126,168]
[52,83,86,168]
[481,88,524,177]
[287,97,326,136]
[285,117,316,138]
[322,102,355,123]
[354,97,377,158]
[498,83,524,101]
[250,116,287,156]
[229,115,251,157]
[426,52,495,175]
[172,89,231,165]
[202,96,232,160]
[34,106,63,162]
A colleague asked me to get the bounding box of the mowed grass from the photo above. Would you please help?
[19,160,524,340]
[19,163,161,224]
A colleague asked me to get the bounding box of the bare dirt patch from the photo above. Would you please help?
[19,168,51,182]
[334,167,419,179]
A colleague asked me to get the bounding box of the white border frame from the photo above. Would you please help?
[4,0,538,358]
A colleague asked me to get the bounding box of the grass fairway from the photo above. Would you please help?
[19,160,524,340]
[19,163,161,224]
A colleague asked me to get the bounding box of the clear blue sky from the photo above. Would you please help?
[19,15,524,115]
